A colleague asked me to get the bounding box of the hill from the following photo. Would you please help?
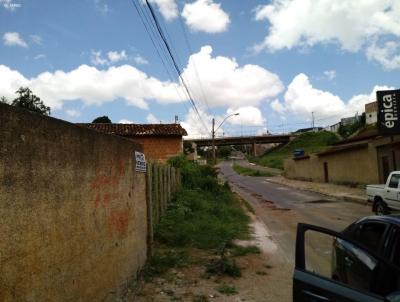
[250,131,339,170]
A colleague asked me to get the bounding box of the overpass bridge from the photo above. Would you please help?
[186,134,294,156]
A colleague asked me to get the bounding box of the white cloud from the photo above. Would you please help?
[94,0,109,14]
[3,32,27,48]
[282,73,394,123]
[34,54,46,60]
[323,70,336,81]
[91,50,129,65]
[270,99,285,114]
[0,64,185,111]
[253,0,400,70]
[30,35,42,45]
[181,108,212,138]
[182,0,230,33]
[366,41,400,70]
[90,50,108,66]
[146,0,178,21]
[147,113,161,123]
[65,109,81,118]
[181,45,284,108]
[226,106,265,126]
[119,119,134,124]
[134,55,149,65]
[107,50,127,63]
[1,0,21,11]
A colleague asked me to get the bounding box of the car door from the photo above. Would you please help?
[384,173,400,209]
[341,221,388,288]
[294,223,400,302]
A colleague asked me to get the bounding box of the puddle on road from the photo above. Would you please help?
[235,215,278,255]
[305,199,335,204]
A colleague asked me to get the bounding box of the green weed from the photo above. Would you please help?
[142,250,188,281]
[231,245,261,257]
[216,284,238,295]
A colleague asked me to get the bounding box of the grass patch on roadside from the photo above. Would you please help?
[156,156,250,250]
[231,245,261,257]
[251,131,338,169]
[216,284,238,295]
[142,249,188,281]
[232,164,273,177]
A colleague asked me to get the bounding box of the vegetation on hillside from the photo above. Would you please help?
[250,131,338,169]
[338,113,366,138]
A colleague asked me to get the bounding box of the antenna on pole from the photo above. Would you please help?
[174,115,179,124]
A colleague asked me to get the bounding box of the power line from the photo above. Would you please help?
[131,0,189,113]
[178,15,212,115]
[142,0,209,133]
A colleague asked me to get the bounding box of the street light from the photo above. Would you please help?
[212,113,239,165]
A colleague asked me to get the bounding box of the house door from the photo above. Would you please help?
[323,162,329,183]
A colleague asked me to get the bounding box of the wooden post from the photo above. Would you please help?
[159,165,164,216]
[152,164,159,223]
[167,165,171,202]
[146,163,154,257]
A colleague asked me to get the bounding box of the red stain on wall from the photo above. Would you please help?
[107,210,130,236]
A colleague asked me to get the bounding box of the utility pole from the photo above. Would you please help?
[311,111,315,132]
[212,118,216,165]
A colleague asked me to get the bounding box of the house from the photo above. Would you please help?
[284,125,400,185]
[365,101,378,125]
[78,123,187,163]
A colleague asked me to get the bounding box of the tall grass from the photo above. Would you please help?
[155,156,249,249]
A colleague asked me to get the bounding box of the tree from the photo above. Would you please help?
[183,141,195,155]
[12,87,50,116]
[0,96,8,104]
[92,116,111,123]
[338,113,366,138]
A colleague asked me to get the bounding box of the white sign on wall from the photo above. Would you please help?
[135,151,147,173]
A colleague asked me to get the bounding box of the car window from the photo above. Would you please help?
[391,228,400,268]
[389,174,400,188]
[351,222,387,254]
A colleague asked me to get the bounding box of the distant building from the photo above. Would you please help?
[325,114,360,133]
[365,101,378,125]
[325,122,341,133]
[294,127,324,134]
[78,123,187,163]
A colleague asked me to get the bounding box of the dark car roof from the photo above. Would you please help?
[356,215,400,226]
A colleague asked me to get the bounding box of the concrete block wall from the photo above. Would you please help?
[0,103,148,301]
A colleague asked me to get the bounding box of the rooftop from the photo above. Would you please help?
[77,123,188,137]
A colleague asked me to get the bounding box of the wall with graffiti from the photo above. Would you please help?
[0,103,147,301]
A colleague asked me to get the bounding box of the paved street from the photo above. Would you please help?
[219,160,372,301]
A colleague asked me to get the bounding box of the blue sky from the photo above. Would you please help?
[1,0,400,137]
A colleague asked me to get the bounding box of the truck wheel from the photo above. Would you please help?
[375,200,388,216]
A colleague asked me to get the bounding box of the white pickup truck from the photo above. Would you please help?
[367,171,400,215]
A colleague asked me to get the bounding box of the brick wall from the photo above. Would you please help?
[130,136,183,163]
[0,104,148,301]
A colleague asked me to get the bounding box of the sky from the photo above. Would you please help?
[1,0,400,137]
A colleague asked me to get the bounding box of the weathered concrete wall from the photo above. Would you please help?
[0,104,148,301]
[130,136,183,163]
[284,146,380,185]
